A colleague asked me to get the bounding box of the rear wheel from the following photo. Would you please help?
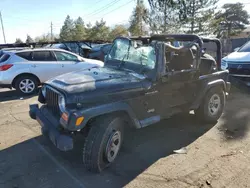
[83,115,125,172]
[15,76,38,95]
[195,87,225,122]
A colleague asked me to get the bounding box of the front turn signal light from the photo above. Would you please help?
[76,116,84,126]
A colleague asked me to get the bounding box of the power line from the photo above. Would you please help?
[94,0,106,4]
[93,0,134,19]
[84,0,122,18]
[0,11,6,44]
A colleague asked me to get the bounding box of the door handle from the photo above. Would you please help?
[31,64,36,68]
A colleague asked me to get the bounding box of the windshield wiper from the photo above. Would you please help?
[118,44,131,69]
[118,53,128,69]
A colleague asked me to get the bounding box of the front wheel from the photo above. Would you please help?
[195,87,225,123]
[83,115,125,172]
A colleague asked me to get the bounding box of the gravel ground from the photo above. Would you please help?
[0,87,250,188]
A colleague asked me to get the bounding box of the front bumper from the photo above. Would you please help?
[29,104,73,151]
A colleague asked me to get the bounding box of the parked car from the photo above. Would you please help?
[221,40,250,80]
[47,43,92,58]
[0,48,104,94]
[88,43,112,61]
[29,34,230,173]
[1,47,31,52]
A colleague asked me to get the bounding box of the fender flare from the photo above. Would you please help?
[69,102,141,131]
[190,79,226,110]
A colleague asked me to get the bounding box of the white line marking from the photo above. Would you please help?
[32,139,86,188]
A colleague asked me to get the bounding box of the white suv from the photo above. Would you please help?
[0,48,104,94]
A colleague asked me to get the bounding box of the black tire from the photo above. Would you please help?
[83,115,125,172]
[195,87,225,123]
[15,75,38,95]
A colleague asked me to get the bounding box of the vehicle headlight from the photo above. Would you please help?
[59,95,66,112]
[221,59,228,70]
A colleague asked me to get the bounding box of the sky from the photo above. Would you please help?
[0,0,250,44]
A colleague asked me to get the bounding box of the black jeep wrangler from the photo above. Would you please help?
[29,34,231,172]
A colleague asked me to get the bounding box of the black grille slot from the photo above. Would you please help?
[46,87,60,117]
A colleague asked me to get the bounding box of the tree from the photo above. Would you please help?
[179,0,218,34]
[15,38,23,44]
[145,8,181,34]
[108,25,128,40]
[26,35,34,43]
[35,34,51,42]
[85,22,93,39]
[148,0,178,33]
[212,3,250,38]
[129,0,148,36]
[73,17,86,40]
[60,15,75,41]
[86,19,110,40]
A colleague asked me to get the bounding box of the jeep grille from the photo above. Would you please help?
[46,87,60,117]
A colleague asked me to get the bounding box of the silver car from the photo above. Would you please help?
[0,48,104,94]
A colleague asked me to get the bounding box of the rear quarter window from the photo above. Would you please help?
[16,52,32,61]
[0,54,10,63]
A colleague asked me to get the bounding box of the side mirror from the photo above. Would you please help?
[234,47,240,52]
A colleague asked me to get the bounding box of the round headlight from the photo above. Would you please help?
[59,96,66,112]
[41,86,46,97]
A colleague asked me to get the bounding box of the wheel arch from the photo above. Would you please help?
[12,73,41,88]
[74,102,142,131]
[86,110,138,129]
[190,79,226,110]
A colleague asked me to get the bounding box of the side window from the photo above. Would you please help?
[0,54,10,63]
[16,52,32,61]
[32,51,56,61]
[54,51,79,61]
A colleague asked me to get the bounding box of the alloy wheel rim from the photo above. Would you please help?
[19,79,35,93]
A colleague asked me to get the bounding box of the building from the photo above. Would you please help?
[231,26,250,39]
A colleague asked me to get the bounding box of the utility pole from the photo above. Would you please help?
[50,22,53,41]
[0,11,6,44]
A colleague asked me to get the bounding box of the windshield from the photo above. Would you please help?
[238,41,250,52]
[106,38,156,71]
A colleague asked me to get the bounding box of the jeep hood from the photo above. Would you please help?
[46,67,146,97]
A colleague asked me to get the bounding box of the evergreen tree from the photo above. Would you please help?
[109,25,128,40]
[148,0,178,33]
[178,0,218,34]
[15,38,23,44]
[212,3,250,38]
[26,35,34,43]
[129,0,148,36]
[86,19,110,40]
[73,17,86,40]
[35,34,51,42]
[60,15,74,41]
